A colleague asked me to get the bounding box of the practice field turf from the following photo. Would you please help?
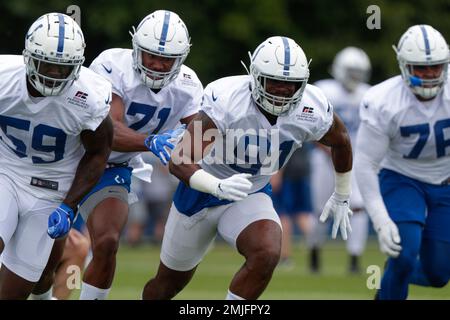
[72,240,450,300]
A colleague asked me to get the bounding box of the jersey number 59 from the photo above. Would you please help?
[0,115,66,164]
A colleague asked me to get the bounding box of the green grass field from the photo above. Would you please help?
[73,239,450,300]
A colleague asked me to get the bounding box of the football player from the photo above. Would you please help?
[355,25,450,299]
[142,36,354,300]
[0,13,113,300]
[67,10,202,300]
[309,47,371,274]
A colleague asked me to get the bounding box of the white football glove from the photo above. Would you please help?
[375,218,402,258]
[212,173,253,201]
[319,192,353,240]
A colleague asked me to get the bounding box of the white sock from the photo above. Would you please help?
[225,290,245,300]
[79,282,110,300]
[29,287,53,300]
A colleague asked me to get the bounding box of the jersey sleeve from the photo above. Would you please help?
[359,89,390,137]
[89,51,124,98]
[81,78,112,131]
[180,72,203,120]
[200,83,228,134]
[301,86,334,142]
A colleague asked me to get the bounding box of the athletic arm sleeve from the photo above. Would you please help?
[354,122,392,229]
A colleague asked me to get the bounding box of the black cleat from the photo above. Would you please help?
[349,255,361,274]
[309,247,320,273]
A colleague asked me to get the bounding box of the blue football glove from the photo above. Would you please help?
[47,203,76,239]
[145,124,186,165]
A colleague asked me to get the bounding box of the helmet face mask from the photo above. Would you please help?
[132,39,188,89]
[23,13,85,96]
[24,51,83,96]
[394,24,450,100]
[399,60,448,100]
[131,10,191,89]
[252,71,307,116]
[344,67,370,89]
[248,36,310,116]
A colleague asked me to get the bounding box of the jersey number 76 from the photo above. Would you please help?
[400,118,450,159]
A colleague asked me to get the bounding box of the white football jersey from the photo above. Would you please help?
[315,79,370,142]
[89,48,203,164]
[0,55,111,201]
[200,75,334,193]
[360,75,450,184]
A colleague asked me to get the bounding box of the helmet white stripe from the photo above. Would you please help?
[56,14,65,57]
[158,11,171,52]
[282,37,290,76]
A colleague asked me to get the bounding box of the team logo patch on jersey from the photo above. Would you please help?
[296,105,318,122]
[302,106,314,113]
[67,91,89,109]
[180,73,197,87]
[75,91,88,99]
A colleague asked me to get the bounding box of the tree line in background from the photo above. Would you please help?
[1,0,449,85]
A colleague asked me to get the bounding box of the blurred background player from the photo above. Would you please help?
[52,217,90,300]
[308,47,371,274]
[0,12,113,300]
[355,25,450,299]
[31,217,90,300]
[68,10,203,300]
[270,146,314,269]
[126,154,177,246]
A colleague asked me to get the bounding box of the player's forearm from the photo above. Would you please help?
[111,121,148,152]
[354,151,391,228]
[330,135,353,173]
[330,140,353,197]
[354,122,391,229]
[169,161,202,186]
[168,127,200,184]
[320,113,352,173]
[169,110,220,191]
[63,151,110,210]
[168,142,220,194]
[169,162,226,198]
